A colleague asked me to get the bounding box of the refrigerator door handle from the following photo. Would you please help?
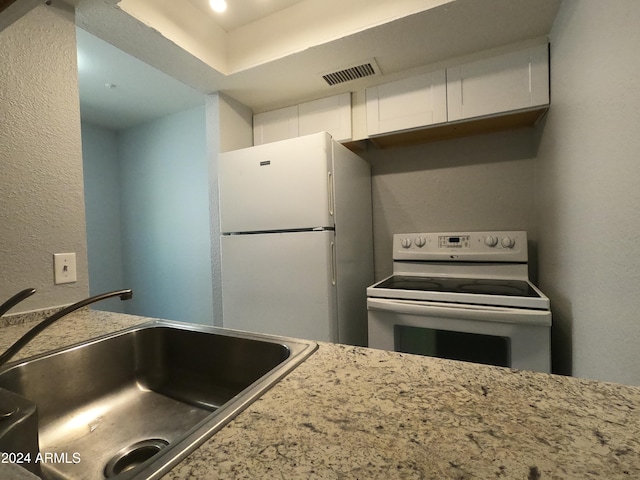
[331,241,337,286]
[327,172,334,216]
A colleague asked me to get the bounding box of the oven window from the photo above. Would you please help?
[394,326,510,368]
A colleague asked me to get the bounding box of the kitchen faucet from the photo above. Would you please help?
[0,288,37,318]
[0,288,132,368]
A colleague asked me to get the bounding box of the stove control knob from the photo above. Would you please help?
[401,238,412,249]
[415,237,426,248]
[484,235,498,247]
[501,236,516,248]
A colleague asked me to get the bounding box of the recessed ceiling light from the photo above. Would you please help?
[209,0,227,13]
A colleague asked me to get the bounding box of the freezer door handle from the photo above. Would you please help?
[331,241,337,286]
[327,172,334,216]
[366,298,551,325]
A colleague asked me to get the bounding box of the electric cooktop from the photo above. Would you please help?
[372,275,541,298]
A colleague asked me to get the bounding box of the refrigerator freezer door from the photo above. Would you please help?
[219,133,334,233]
[221,230,338,342]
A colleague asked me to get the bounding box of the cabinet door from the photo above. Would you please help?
[447,44,549,122]
[365,70,447,136]
[299,93,352,142]
[253,105,298,145]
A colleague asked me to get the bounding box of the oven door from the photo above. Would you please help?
[367,298,551,373]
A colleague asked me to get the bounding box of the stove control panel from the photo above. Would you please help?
[438,235,470,249]
[394,231,527,262]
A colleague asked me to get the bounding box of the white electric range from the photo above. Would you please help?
[367,231,551,373]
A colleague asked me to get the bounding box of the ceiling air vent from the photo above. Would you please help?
[320,58,380,86]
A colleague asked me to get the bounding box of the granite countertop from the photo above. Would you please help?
[1,310,640,479]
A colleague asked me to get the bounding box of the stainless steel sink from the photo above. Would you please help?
[0,320,317,479]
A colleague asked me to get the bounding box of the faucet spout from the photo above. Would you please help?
[0,288,37,318]
[0,289,132,369]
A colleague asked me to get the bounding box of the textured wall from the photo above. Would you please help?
[536,0,640,384]
[0,5,89,312]
[365,129,539,280]
[207,93,253,327]
[206,94,223,327]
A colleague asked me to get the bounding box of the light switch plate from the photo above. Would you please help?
[53,253,77,284]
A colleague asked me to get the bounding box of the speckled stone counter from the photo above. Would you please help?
[2,310,640,479]
[0,309,149,362]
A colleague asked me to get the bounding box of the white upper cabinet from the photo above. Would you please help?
[254,43,550,146]
[365,70,447,136]
[253,105,299,145]
[298,93,352,142]
[447,44,550,122]
[253,93,352,145]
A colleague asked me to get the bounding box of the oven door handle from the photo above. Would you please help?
[367,298,551,325]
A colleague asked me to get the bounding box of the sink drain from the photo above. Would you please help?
[104,439,169,478]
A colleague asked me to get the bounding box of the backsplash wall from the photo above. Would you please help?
[363,128,539,280]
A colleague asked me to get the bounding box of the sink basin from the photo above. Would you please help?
[0,320,317,479]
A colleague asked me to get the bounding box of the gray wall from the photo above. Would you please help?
[206,93,254,326]
[116,106,214,324]
[83,107,214,322]
[0,5,89,312]
[82,94,249,327]
[365,129,539,280]
[536,0,640,384]
[82,122,125,313]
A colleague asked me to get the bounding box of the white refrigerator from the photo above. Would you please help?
[219,132,373,345]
